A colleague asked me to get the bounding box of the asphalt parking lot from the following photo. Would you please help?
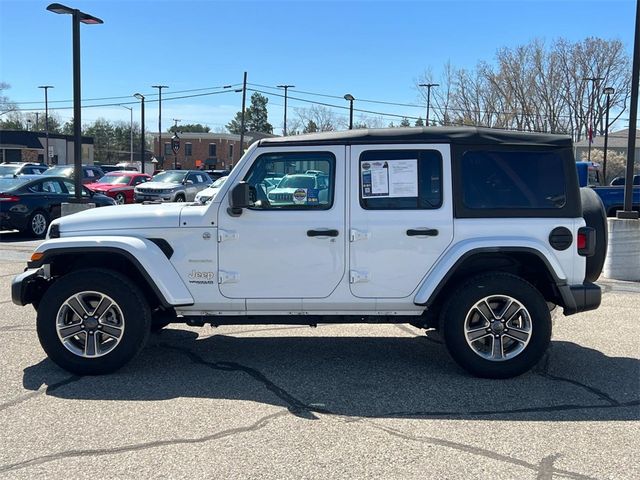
[0,230,638,479]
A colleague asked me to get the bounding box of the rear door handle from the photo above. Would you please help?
[307,229,339,237]
[406,228,439,237]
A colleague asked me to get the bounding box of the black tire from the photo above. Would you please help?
[114,193,126,205]
[36,268,151,375]
[440,272,551,379]
[27,210,49,238]
[580,187,608,282]
[174,194,185,202]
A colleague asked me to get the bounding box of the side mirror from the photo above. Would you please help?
[184,179,194,185]
[228,182,250,216]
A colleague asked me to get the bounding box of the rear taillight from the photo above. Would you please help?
[0,193,20,202]
[577,227,596,257]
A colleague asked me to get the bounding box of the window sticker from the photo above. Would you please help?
[307,188,319,204]
[292,188,308,204]
[361,159,418,198]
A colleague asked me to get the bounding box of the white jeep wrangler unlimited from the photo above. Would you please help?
[12,128,606,378]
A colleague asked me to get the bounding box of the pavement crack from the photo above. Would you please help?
[535,354,620,406]
[363,421,594,480]
[158,343,325,419]
[0,410,288,474]
[0,375,81,413]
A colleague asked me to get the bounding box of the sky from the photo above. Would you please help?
[0,0,637,133]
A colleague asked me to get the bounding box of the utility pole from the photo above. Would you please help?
[134,93,146,173]
[239,71,247,166]
[152,84,168,166]
[419,83,439,126]
[121,105,133,163]
[602,87,615,184]
[38,85,54,165]
[173,118,180,130]
[582,77,604,162]
[277,84,295,136]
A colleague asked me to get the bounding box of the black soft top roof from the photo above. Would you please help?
[257,127,572,148]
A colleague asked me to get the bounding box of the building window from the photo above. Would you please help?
[209,143,217,157]
[185,143,192,156]
[164,142,172,156]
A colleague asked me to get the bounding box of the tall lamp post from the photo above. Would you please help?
[47,3,103,201]
[120,105,133,163]
[38,85,54,164]
[582,77,604,162]
[151,84,168,167]
[277,84,295,136]
[602,87,615,185]
[344,94,355,130]
[419,83,439,126]
[134,93,146,174]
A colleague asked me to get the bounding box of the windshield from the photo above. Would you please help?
[43,166,73,177]
[0,165,20,175]
[212,176,228,188]
[152,171,186,183]
[277,175,315,189]
[96,174,131,185]
[0,177,28,191]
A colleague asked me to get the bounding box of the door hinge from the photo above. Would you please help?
[218,229,239,243]
[349,270,370,283]
[350,229,371,242]
[218,270,239,284]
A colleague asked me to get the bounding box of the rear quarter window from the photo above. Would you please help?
[457,149,572,217]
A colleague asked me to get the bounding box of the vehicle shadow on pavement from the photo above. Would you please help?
[22,329,639,421]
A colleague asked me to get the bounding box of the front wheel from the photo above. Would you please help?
[114,193,126,205]
[36,268,151,375]
[440,273,551,379]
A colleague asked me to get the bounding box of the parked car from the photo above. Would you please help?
[610,175,640,186]
[195,176,228,204]
[0,176,115,237]
[85,172,152,204]
[0,162,49,177]
[266,173,329,206]
[134,170,211,202]
[96,165,123,174]
[42,165,105,184]
[203,169,230,182]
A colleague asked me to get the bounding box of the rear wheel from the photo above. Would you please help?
[27,210,49,238]
[440,272,551,378]
[36,268,151,375]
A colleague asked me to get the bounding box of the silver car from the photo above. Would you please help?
[134,170,211,202]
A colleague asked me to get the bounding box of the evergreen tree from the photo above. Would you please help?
[400,117,411,127]
[414,117,425,127]
[227,92,273,134]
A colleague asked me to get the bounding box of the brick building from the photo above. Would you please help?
[151,132,275,170]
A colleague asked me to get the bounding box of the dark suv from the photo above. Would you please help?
[42,165,105,184]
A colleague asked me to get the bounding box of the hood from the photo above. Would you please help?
[86,182,126,191]
[53,202,185,234]
[136,181,181,190]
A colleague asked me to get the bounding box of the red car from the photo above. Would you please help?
[85,171,151,204]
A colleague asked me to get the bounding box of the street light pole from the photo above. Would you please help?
[582,77,604,162]
[47,3,103,201]
[134,93,145,173]
[277,84,295,136]
[344,94,355,130]
[419,83,439,126]
[38,85,53,165]
[121,105,133,163]
[602,87,615,184]
[152,84,168,167]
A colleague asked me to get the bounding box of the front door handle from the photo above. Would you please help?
[307,229,339,238]
[406,228,439,237]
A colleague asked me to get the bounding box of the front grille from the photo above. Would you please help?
[271,193,292,202]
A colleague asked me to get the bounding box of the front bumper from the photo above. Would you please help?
[559,282,601,315]
[135,192,175,202]
[12,268,47,306]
